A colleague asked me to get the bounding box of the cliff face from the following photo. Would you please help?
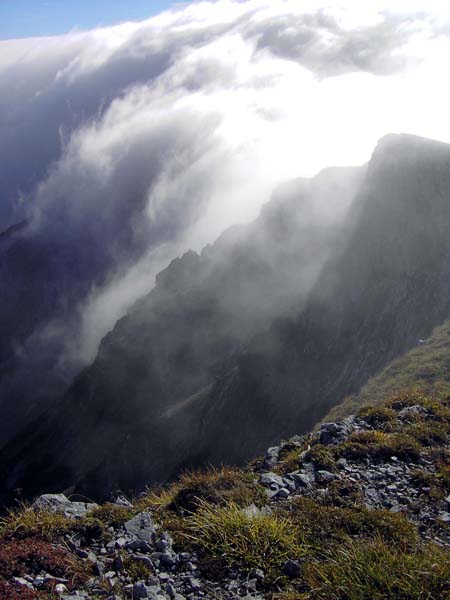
[2,134,450,501]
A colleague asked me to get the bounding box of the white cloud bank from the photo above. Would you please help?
[1,0,450,362]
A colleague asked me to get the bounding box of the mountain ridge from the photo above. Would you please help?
[2,133,450,503]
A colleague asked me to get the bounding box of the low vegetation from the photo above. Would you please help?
[336,430,422,462]
[139,466,267,516]
[185,501,305,582]
[301,537,450,600]
[323,319,450,422]
[0,390,449,599]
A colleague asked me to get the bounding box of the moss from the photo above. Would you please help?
[301,537,450,600]
[304,445,336,472]
[184,501,305,583]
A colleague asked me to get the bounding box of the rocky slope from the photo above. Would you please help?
[0,388,449,600]
[3,134,450,502]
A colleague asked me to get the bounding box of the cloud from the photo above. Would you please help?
[0,0,450,414]
[250,11,422,76]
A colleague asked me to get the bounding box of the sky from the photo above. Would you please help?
[0,0,182,39]
[1,0,450,366]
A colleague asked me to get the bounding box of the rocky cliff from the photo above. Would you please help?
[2,134,450,502]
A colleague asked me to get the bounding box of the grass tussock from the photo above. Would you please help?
[358,405,396,427]
[88,503,134,528]
[304,445,336,472]
[318,479,363,508]
[410,469,446,501]
[185,501,305,582]
[287,498,418,549]
[301,537,450,600]
[336,430,421,462]
[0,502,72,540]
[139,466,266,516]
[404,421,449,446]
[275,448,302,475]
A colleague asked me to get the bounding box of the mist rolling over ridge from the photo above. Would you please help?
[2,0,450,505]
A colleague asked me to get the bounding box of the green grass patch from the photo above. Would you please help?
[287,498,417,549]
[321,318,450,423]
[304,445,336,472]
[185,501,305,582]
[336,430,421,462]
[139,466,266,516]
[301,537,450,600]
[0,502,73,540]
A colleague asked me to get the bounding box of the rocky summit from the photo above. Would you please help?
[0,388,449,599]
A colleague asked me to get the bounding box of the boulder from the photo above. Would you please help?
[32,494,98,518]
[125,512,157,543]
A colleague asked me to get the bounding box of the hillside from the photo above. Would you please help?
[2,134,450,503]
[323,319,450,423]
[0,388,449,599]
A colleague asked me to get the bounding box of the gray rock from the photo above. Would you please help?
[292,472,314,488]
[259,472,284,489]
[249,569,265,581]
[32,494,98,518]
[161,552,177,568]
[319,422,350,445]
[276,487,291,499]
[283,559,302,578]
[398,405,428,420]
[316,470,336,484]
[438,511,450,523]
[242,504,272,518]
[115,495,133,507]
[113,554,124,572]
[133,582,150,599]
[132,554,153,569]
[13,577,34,590]
[186,577,201,592]
[264,446,280,468]
[125,512,157,543]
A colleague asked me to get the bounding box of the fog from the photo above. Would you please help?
[1,0,450,383]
